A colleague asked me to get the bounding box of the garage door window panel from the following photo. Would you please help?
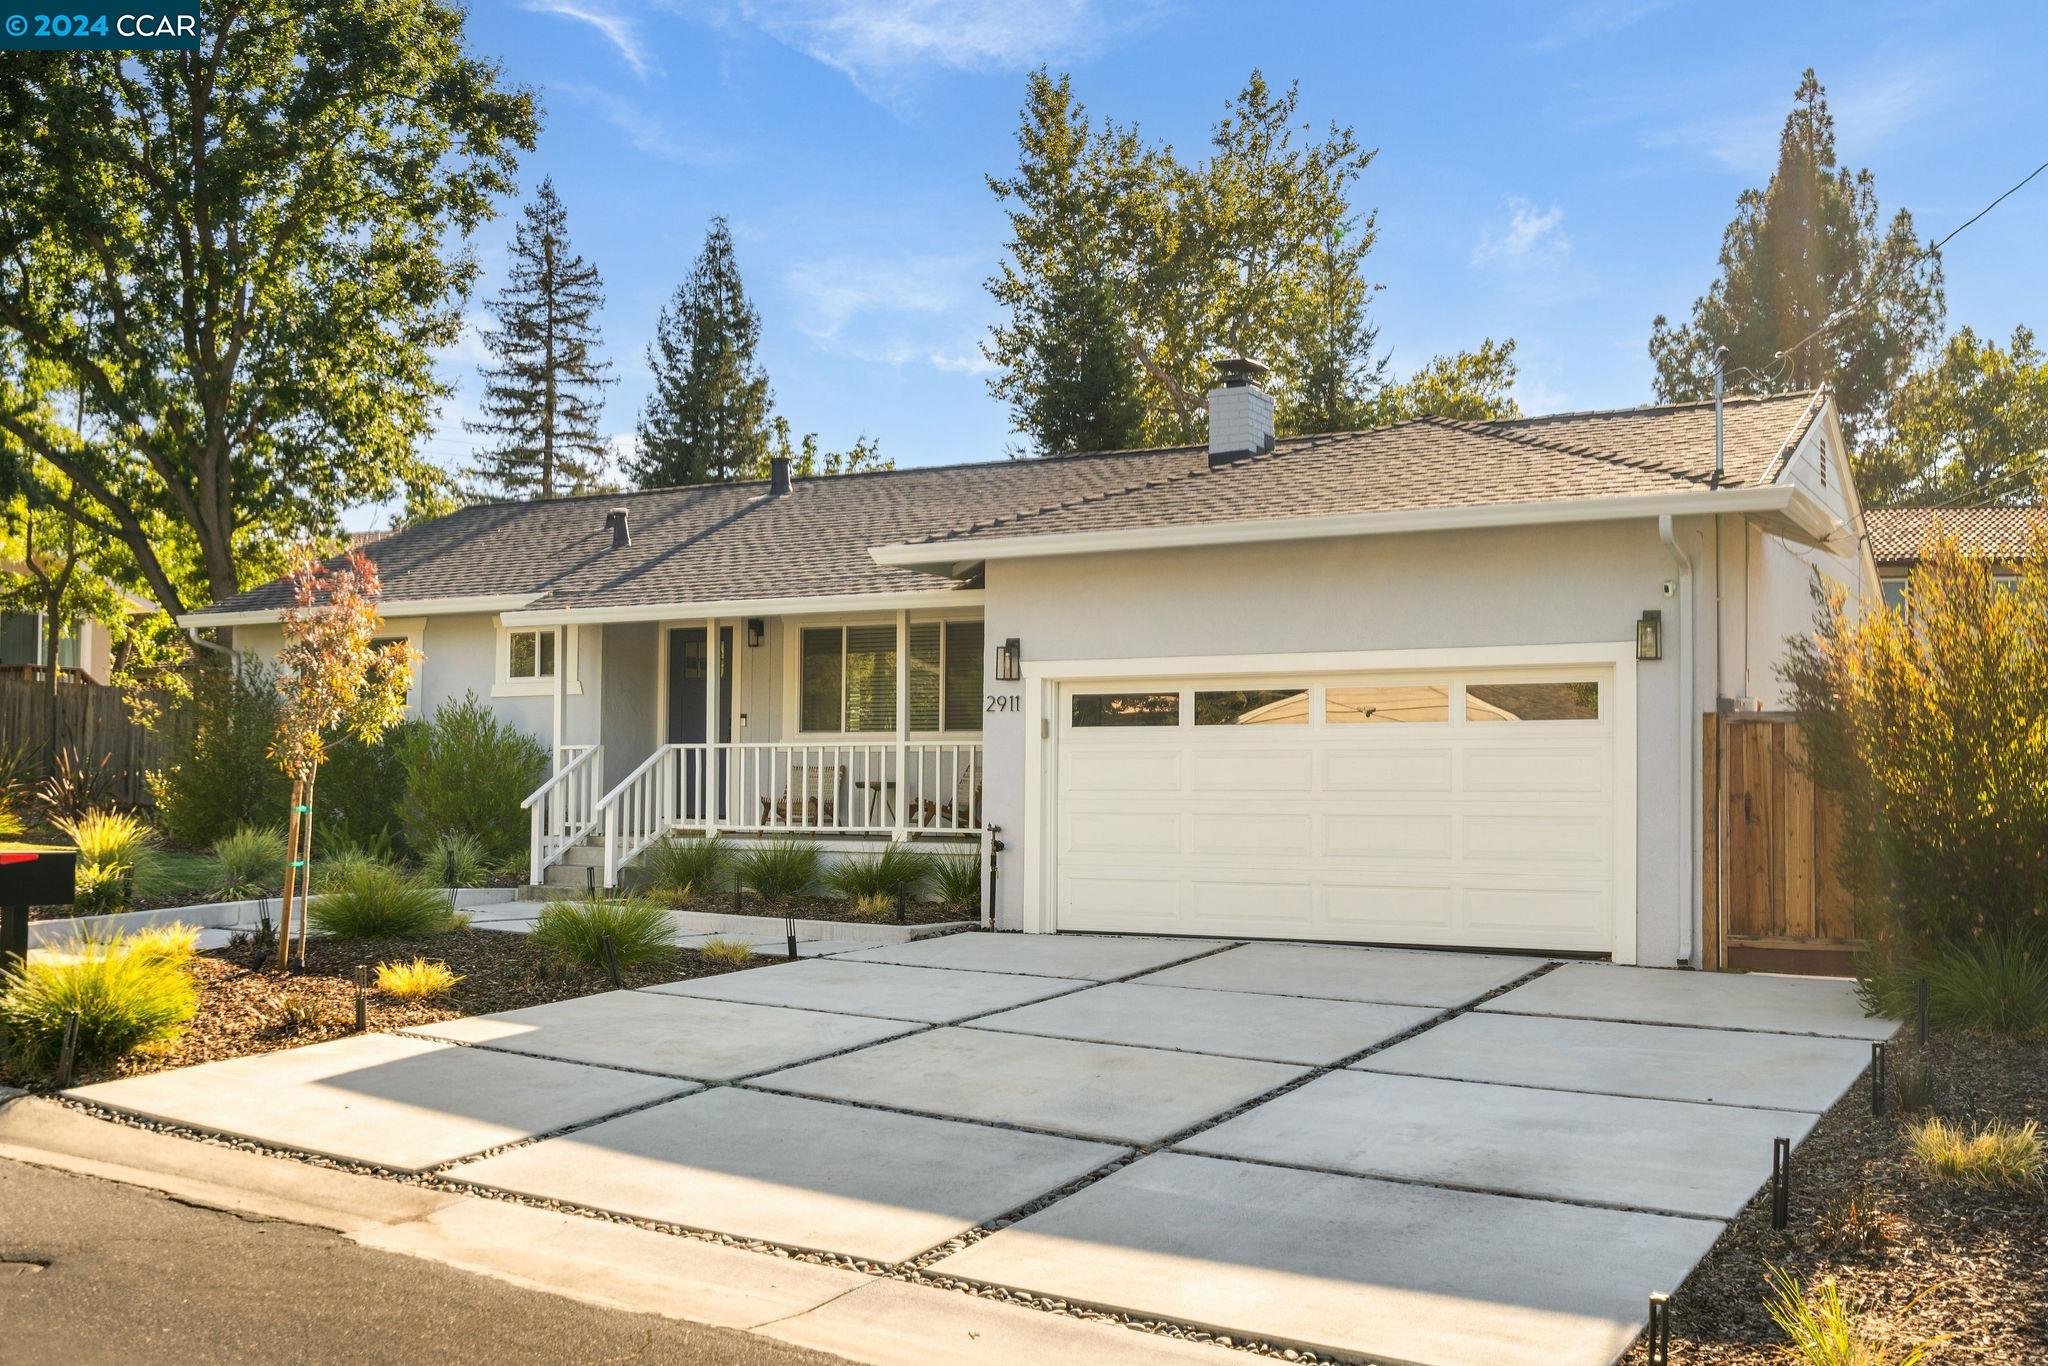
[1193,689,1309,725]
[1071,692,1181,727]
[1463,681,1600,722]
[1326,685,1451,725]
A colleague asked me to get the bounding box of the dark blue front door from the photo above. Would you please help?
[668,626,732,819]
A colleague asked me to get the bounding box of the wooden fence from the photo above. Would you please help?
[1702,712,1859,975]
[0,677,179,809]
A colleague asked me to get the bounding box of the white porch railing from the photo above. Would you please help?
[522,744,602,884]
[591,741,983,887]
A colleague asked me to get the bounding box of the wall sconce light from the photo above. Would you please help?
[1636,609,1663,661]
[745,618,765,648]
[996,637,1022,682]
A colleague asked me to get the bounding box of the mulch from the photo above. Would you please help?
[1620,1030,2048,1363]
[2,927,781,1091]
[658,890,974,927]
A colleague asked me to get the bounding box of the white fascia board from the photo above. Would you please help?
[869,486,1812,571]
[498,588,985,627]
[180,593,542,630]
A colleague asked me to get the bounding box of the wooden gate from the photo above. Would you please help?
[1702,712,1858,975]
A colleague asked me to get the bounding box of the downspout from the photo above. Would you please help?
[1659,514,1696,966]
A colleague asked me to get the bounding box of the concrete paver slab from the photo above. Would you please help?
[67,1034,692,1173]
[754,1027,1304,1144]
[461,903,536,923]
[972,981,1435,1065]
[401,991,917,1080]
[937,1151,1721,1366]
[470,917,540,934]
[1135,941,1540,1007]
[354,1195,870,1331]
[445,1087,1125,1263]
[836,934,1222,980]
[1182,1071,1817,1218]
[760,1276,1246,1364]
[1481,961,1897,1039]
[671,935,887,959]
[1359,1011,1874,1111]
[638,958,1081,1023]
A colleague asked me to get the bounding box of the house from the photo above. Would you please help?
[184,365,1876,967]
[0,560,154,685]
[1863,504,2042,607]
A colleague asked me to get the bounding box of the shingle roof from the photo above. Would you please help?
[192,391,1826,620]
[915,392,1823,547]
[1864,505,2044,564]
[194,445,1211,618]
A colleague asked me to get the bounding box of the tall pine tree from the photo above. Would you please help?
[468,178,614,497]
[1649,70,1944,448]
[1281,220,1384,435]
[984,70,1149,456]
[631,218,773,486]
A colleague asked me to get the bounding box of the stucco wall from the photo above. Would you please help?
[980,517,1699,964]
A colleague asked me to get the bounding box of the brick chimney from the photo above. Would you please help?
[1207,356,1274,467]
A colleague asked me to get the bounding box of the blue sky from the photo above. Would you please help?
[388,0,2048,526]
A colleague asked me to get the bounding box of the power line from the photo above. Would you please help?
[1759,157,2048,386]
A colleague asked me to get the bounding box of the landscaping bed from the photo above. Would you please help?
[1621,1030,2047,1363]
[0,926,780,1092]
[652,889,971,927]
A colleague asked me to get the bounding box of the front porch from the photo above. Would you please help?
[519,604,987,887]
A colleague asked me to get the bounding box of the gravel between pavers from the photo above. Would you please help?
[1618,1030,2047,1364]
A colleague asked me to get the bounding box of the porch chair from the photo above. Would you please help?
[935,767,982,831]
[759,763,845,828]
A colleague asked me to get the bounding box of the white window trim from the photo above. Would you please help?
[788,614,985,739]
[493,621,581,698]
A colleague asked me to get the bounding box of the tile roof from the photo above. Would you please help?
[916,392,1823,547]
[1864,505,2044,563]
[193,391,1825,620]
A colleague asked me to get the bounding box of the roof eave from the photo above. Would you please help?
[498,586,986,627]
[871,486,1833,574]
[180,592,545,630]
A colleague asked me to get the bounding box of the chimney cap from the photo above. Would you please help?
[769,454,792,496]
[604,506,631,548]
[1213,354,1270,388]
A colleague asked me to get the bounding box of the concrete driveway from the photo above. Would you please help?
[70,934,1894,1366]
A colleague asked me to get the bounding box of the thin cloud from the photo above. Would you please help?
[783,252,993,374]
[1531,0,1677,51]
[1472,195,1570,273]
[552,82,730,166]
[714,0,1161,99]
[524,0,656,78]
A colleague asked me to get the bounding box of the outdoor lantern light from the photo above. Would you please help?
[996,637,1022,682]
[1636,609,1663,661]
[746,618,765,648]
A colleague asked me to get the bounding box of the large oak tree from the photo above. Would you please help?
[0,2,536,613]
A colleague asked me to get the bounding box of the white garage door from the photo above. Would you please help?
[1054,668,1620,953]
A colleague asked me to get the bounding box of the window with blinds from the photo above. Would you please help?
[801,620,985,734]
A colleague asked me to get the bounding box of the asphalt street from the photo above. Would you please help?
[0,1157,851,1365]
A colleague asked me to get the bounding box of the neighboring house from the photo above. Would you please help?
[185,367,1875,967]
[1863,505,2042,608]
[0,560,152,685]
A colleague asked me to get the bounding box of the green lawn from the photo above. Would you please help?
[144,851,217,899]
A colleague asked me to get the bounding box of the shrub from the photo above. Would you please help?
[931,855,982,913]
[1908,1117,2043,1190]
[736,839,822,902]
[696,937,756,967]
[313,725,420,859]
[210,825,289,899]
[0,937,199,1075]
[1763,1264,1942,1366]
[399,694,547,866]
[312,844,397,892]
[0,739,37,828]
[847,892,895,921]
[530,895,673,970]
[419,830,492,888]
[308,863,462,938]
[150,657,291,847]
[823,843,936,906]
[37,747,117,824]
[1927,934,2048,1036]
[269,992,333,1034]
[375,958,462,999]
[639,835,731,900]
[57,809,162,911]
[1787,523,2048,973]
[118,922,200,971]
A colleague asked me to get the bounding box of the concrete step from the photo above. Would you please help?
[543,862,603,891]
[556,844,607,868]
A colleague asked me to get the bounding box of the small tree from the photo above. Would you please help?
[269,549,417,967]
[1784,513,2048,989]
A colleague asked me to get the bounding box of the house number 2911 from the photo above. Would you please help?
[985,694,1022,713]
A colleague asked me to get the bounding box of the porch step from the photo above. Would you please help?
[555,843,607,869]
[543,862,603,891]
